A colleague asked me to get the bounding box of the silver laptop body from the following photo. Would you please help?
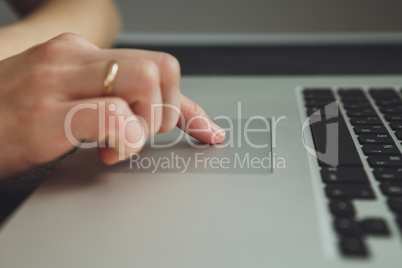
[1,73,402,267]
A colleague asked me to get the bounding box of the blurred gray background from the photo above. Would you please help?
[1,0,402,33]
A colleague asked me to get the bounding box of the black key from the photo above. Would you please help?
[379,106,402,114]
[310,117,362,167]
[321,167,369,184]
[304,88,333,94]
[341,97,369,104]
[359,218,390,236]
[303,88,334,99]
[376,98,402,107]
[347,110,377,117]
[334,218,360,236]
[358,134,393,144]
[380,182,402,196]
[339,237,368,257]
[368,155,402,167]
[329,200,356,217]
[394,130,402,140]
[338,88,364,96]
[354,125,387,134]
[385,115,402,122]
[350,117,381,125]
[362,144,400,156]
[304,95,334,101]
[304,95,335,101]
[305,99,336,108]
[326,185,375,199]
[343,103,372,110]
[390,122,402,130]
[387,197,402,213]
[306,106,339,118]
[373,168,402,181]
[369,88,398,99]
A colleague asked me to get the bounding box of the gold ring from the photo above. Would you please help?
[102,60,119,96]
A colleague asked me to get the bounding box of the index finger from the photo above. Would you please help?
[177,94,226,144]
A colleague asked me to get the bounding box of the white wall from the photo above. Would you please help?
[1,0,402,33]
[115,0,402,33]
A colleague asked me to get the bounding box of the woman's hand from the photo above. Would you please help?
[0,33,225,179]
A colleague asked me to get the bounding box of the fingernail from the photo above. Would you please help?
[211,121,226,139]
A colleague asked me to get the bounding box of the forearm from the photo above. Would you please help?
[0,0,121,60]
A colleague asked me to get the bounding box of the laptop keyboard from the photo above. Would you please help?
[303,87,402,257]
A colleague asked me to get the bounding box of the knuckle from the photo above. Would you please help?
[131,60,161,103]
[190,101,204,117]
[106,97,130,116]
[54,32,83,43]
[159,52,181,77]
[28,41,63,62]
[55,32,97,49]
[136,59,160,89]
[28,33,91,62]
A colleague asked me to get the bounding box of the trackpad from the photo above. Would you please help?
[95,118,272,174]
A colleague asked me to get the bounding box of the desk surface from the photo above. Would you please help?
[1,44,402,227]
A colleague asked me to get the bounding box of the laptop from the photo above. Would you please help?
[1,72,402,267]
